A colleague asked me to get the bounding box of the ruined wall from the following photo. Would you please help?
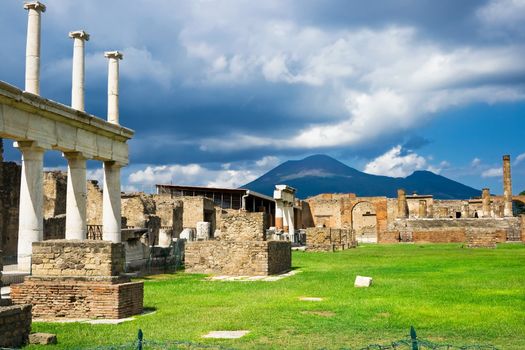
[218,211,265,241]
[43,171,67,218]
[11,279,143,319]
[387,218,519,243]
[185,212,291,276]
[466,228,504,248]
[43,214,66,240]
[0,162,21,259]
[306,227,356,252]
[185,240,291,275]
[30,240,125,277]
[153,195,183,233]
[0,304,32,348]
[11,240,143,320]
[181,196,216,231]
[86,180,103,225]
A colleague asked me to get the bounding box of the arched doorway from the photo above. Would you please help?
[352,202,378,243]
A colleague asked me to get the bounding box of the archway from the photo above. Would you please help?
[352,202,378,243]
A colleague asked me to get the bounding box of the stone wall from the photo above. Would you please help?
[43,214,66,240]
[185,212,292,276]
[387,218,519,243]
[0,161,21,260]
[185,240,291,275]
[86,180,103,225]
[218,211,265,241]
[306,227,356,252]
[43,171,67,218]
[30,240,124,277]
[11,240,143,319]
[0,304,32,348]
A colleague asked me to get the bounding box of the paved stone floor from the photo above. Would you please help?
[202,331,250,339]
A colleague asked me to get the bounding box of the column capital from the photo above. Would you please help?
[63,151,89,161]
[104,160,126,168]
[69,30,90,41]
[24,1,46,12]
[104,51,123,60]
[13,140,49,152]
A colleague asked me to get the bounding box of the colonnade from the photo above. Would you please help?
[273,185,297,243]
[16,2,128,271]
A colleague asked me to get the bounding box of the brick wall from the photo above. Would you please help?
[185,240,291,275]
[11,240,144,320]
[466,228,505,248]
[0,304,32,348]
[31,240,124,277]
[11,279,143,319]
[306,227,356,252]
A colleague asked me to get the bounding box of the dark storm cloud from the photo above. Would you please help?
[1,0,524,191]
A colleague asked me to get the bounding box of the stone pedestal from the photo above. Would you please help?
[11,240,143,319]
[196,221,211,240]
[185,212,291,276]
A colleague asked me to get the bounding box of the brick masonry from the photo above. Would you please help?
[466,228,506,248]
[185,212,291,276]
[0,304,32,348]
[10,240,143,319]
[11,278,143,319]
[306,227,357,252]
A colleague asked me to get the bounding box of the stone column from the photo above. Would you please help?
[104,51,123,125]
[275,203,283,231]
[69,30,90,111]
[418,200,427,218]
[482,188,491,218]
[14,141,46,271]
[288,204,295,243]
[103,161,122,243]
[503,155,513,217]
[397,189,408,218]
[24,1,46,95]
[64,152,87,240]
[282,204,289,233]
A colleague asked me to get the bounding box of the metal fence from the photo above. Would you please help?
[76,327,499,350]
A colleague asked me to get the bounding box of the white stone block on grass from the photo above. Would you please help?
[203,331,250,339]
[354,275,373,287]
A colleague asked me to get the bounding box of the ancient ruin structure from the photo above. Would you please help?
[273,185,297,242]
[305,227,356,252]
[185,212,291,276]
[301,155,524,247]
[11,240,143,319]
[0,1,144,324]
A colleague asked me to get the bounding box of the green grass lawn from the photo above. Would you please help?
[30,244,525,349]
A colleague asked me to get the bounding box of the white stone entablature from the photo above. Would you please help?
[0,81,133,164]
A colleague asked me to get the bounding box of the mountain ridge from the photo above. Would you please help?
[242,154,480,199]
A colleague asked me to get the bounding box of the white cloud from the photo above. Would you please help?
[481,167,503,178]
[477,0,525,35]
[471,158,482,167]
[363,145,445,177]
[514,153,525,165]
[127,156,280,189]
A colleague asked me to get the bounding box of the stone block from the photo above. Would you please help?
[354,275,373,288]
[180,228,195,241]
[196,221,211,240]
[29,333,57,345]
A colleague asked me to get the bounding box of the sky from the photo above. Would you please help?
[0,0,524,194]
